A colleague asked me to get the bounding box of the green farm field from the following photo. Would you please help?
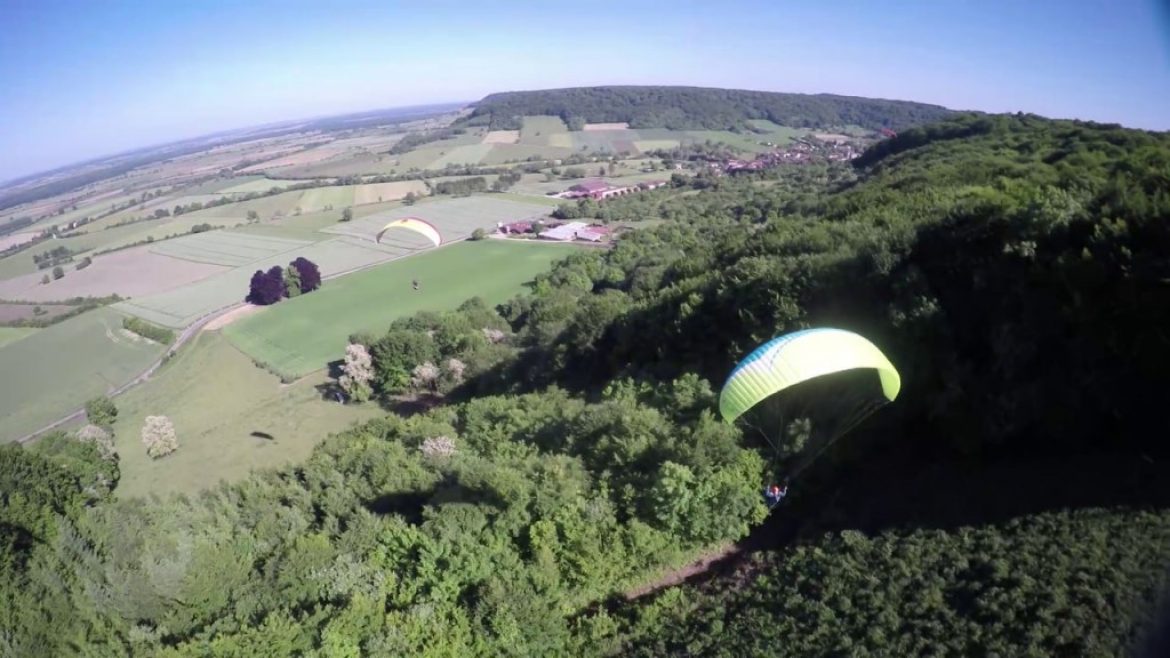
[428,143,495,168]
[0,307,164,443]
[148,230,313,267]
[482,144,575,164]
[0,327,37,348]
[224,240,575,379]
[217,177,301,195]
[519,115,569,144]
[110,331,382,498]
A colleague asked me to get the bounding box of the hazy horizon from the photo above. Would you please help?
[2,0,1168,182]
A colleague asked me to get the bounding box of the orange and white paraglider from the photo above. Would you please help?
[376,217,442,247]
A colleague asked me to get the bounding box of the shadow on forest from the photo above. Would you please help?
[380,393,445,417]
[598,441,1170,615]
[769,443,1170,546]
[364,476,508,524]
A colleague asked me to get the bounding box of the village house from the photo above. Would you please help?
[539,221,590,241]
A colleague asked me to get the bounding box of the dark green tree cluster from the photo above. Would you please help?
[0,376,763,655]
[31,245,75,270]
[357,297,513,395]
[433,176,488,196]
[388,126,469,154]
[122,316,175,344]
[611,509,1170,657]
[491,170,522,192]
[462,86,953,132]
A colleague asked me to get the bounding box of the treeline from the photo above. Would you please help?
[0,216,34,236]
[122,316,174,344]
[31,245,75,269]
[463,85,954,132]
[432,176,487,196]
[388,126,470,154]
[3,112,1170,654]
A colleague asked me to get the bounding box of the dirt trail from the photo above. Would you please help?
[622,542,746,601]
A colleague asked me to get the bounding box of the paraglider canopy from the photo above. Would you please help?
[719,328,900,423]
[376,217,442,247]
[719,327,901,477]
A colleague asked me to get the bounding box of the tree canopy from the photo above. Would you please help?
[462,85,955,132]
[3,111,1170,655]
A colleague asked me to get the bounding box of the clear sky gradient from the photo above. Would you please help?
[1,0,1167,181]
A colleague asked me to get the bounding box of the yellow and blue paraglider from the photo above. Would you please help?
[719,327,900,487]
[376,217,442,248]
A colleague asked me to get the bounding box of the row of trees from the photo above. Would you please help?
[121,316,174,344]
[246,256,322,305]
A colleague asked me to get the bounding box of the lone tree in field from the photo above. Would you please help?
[246,266,285,305]
[289,257,321,293]
[246,210,259,222]
[339,343,374,402]
[85,396,118,430]
[141,415,178,459]
[341,207,353,222]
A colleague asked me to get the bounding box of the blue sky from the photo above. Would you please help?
[1,0,1167,181]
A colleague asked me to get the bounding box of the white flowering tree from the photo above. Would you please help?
[443,358,466,386]
[339,343,374,402]
[410,361,440,392]
[420,435,456,459]
[141,415,178,459]
[76,424,117,461]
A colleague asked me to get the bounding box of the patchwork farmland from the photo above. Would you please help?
[115,237,399,328]
[0,245,228,302]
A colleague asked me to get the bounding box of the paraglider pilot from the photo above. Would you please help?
[764,481,789,506]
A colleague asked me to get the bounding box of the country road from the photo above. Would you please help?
[14,301,244,445]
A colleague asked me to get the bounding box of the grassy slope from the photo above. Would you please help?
[0,307,163,442]
[110,330,382,498]
[223,240,575,378]
[0,326,37,348]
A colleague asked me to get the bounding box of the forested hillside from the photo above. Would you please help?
[462,85,954,132]
[3,112,1170,656]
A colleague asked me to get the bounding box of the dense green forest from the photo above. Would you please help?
[3,112,1170,656]
[462,85,954,132]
